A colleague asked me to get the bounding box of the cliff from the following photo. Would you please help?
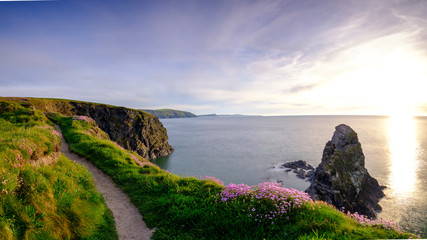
[140,109,197,119]
[306,124,385,219]
[1,100,415,239]
[1,97,173,160]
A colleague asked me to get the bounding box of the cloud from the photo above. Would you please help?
[1,0,427,115]
[287,82,323,94]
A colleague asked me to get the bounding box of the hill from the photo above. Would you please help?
[1,97,173,159]
[0,97,419,239]
[0,100,117,239]
[140,109,197,119]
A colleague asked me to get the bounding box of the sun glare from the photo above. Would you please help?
[316,43,427,116]
[381,51,427,117]
[388,114,419,197]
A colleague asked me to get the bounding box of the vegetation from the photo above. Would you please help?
[140,109,197,119]
[52,112,417,239]
[0,98,419,239]
[1,97,174,161]
[0,101,117,240]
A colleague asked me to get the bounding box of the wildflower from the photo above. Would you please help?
[51,129,62,137]
[218,182,311,225]
[204,176,224,186]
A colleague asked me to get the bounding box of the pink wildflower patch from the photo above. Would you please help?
[218,182,312,225]
[113,142,126,151]
[129,154,144,166]
[204,176,224,186]
[51,129,62,137]
[72,115,96,125]
[344,211,421,237]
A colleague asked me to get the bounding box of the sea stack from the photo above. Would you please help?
[306,124,385,219]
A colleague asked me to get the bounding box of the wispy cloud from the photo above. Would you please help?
[1,0,426,115]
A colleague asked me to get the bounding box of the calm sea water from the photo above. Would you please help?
[153,116,427,236]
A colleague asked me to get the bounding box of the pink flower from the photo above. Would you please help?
[204,176,224,186]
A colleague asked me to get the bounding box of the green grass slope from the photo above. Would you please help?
[0,100,117,240]
[52,112,418,239]
[0,97,174,160]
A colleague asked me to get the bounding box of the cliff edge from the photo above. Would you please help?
[2,97,173,160]
[306,124,385,219]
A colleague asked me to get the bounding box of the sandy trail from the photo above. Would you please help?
[55,125,153,240]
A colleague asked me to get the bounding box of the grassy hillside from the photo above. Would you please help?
[52,112,418,239]
[0,101,117,239]
[140,109,197,119]
[0,97,173,160]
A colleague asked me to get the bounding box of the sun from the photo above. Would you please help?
[311,42,427,116]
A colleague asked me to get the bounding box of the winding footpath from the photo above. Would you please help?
[55,125,154,240]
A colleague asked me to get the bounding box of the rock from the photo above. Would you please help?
[281,160,315,181]
[70,102,174,159]
[282,160,314,170]
[294,169,307,179]
[306,171,314,181]
[306,124,385,219]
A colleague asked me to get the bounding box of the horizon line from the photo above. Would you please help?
[195,113,427,118]
[1,96,425,118]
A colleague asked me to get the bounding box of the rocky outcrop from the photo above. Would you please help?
[306,124,385,219]
[281,160,315,180]
[71,103,173,159]
[282,160,314,170]
[3,97,173,160]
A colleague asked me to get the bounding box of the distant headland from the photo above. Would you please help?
[140,109,197,119]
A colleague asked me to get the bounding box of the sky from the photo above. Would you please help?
[1,0,427,116]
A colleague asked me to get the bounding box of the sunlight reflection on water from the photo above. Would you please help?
[388,115,419,198]
[159,116,427,236]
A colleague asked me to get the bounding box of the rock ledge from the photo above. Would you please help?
[281,160,315,180]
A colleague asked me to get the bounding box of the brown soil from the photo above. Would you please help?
[55,125,154,240]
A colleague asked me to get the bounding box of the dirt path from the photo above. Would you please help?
[55,125,153,240]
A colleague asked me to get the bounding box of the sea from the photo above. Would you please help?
[153,115,427,236]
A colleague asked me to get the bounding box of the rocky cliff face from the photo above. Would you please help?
[71,102,173,159]
[3,97,173,160]
[306,124,385,219]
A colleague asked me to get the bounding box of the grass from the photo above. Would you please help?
[52,112,417,239]
[0,101,118,240]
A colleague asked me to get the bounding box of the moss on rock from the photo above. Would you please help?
[306,124,385,219]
